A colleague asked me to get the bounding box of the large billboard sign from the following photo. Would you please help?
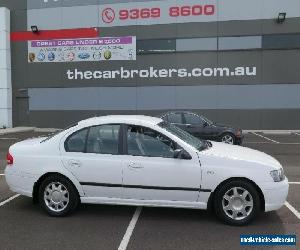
[99,0,216,27]
[28,0,300,30]
[28,36,136,63]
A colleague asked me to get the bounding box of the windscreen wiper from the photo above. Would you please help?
[205,140,213,148]
[198,140,212,151]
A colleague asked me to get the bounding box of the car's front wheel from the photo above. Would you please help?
[214,180,261,226]
[39,174,79,217]
[221,133,235,145]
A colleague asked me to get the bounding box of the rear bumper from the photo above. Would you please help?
[4,167,36,197]
[260,178,289,212]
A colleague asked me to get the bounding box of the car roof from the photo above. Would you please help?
[160,111,198,117]
[78,115,163,127]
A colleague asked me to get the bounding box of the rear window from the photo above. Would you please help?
[65,128,88,152]
[86,125,120,155]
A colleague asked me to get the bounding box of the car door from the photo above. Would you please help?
[122,124,201,203]
[60,124,124,198]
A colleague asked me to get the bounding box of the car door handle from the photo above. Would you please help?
[128,163,143,169]
[68,159,81,167]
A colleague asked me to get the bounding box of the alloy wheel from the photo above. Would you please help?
[44,182,70,212]
[222,134,234,144]
[222,187,254,221]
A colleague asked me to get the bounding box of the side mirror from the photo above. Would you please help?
[174,149,192,160]
[203,122,209,127]
[174,149,182,159]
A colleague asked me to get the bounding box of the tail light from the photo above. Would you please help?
[235,129,242,137]
[6,152,14,165]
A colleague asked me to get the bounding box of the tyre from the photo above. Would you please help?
[221,133,235,145]
[214,180,261,226]
[39,174,79,217]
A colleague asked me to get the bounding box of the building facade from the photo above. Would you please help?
[0,0,300,129]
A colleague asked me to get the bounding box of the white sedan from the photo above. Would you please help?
[5,116,288,226]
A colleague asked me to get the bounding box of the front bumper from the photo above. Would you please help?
[260,178,289,212]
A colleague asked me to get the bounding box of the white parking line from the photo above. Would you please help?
[251,132,280,144]
[0,138,19,140]
[245,142,300,145]
[280,143,300,145]
[244,142,274,144]
[263,131,291,135]
[0,194,20,207]
[245,141,300,145]
[288,182,300,185]
[118,207,142,250]
[285,201,300,220]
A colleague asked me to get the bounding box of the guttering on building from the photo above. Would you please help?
[0,0,300,129]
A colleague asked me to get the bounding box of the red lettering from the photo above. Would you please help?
[117,5,215,21]
[169,5,215,18]
[118,7,161,20]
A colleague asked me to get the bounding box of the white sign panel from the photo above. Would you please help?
[28,36,136,63]
[99,0,217,27]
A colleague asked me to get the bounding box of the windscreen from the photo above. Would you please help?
[158,121,206,151]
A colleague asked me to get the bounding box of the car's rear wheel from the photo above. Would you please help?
[214,180,260,226]
[221,133,235,145]
[39,174,79,217]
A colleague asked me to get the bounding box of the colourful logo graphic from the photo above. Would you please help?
[66,52,75,61]
[104,50,112,60]
[128,49,134,60]
[78,52,91,60]
[37,52,46,62]
[28,53,36,62]
[93,52,102,60]
[48,52,55,61]
[102,8,115,24]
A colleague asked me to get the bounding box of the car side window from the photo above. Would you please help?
[86,125,120,155]
[184,113,203,125]
[127,125,176,158]
[65,128,88,152]
[167,113,182,124]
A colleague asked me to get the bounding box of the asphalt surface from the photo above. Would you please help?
[0,131,299,249]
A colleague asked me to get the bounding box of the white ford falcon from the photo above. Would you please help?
[5,115,288,225]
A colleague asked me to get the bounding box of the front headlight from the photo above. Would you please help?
[270,168,285,182]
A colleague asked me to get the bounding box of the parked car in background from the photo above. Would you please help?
[160,111,243,145]
[5,115,288,226]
